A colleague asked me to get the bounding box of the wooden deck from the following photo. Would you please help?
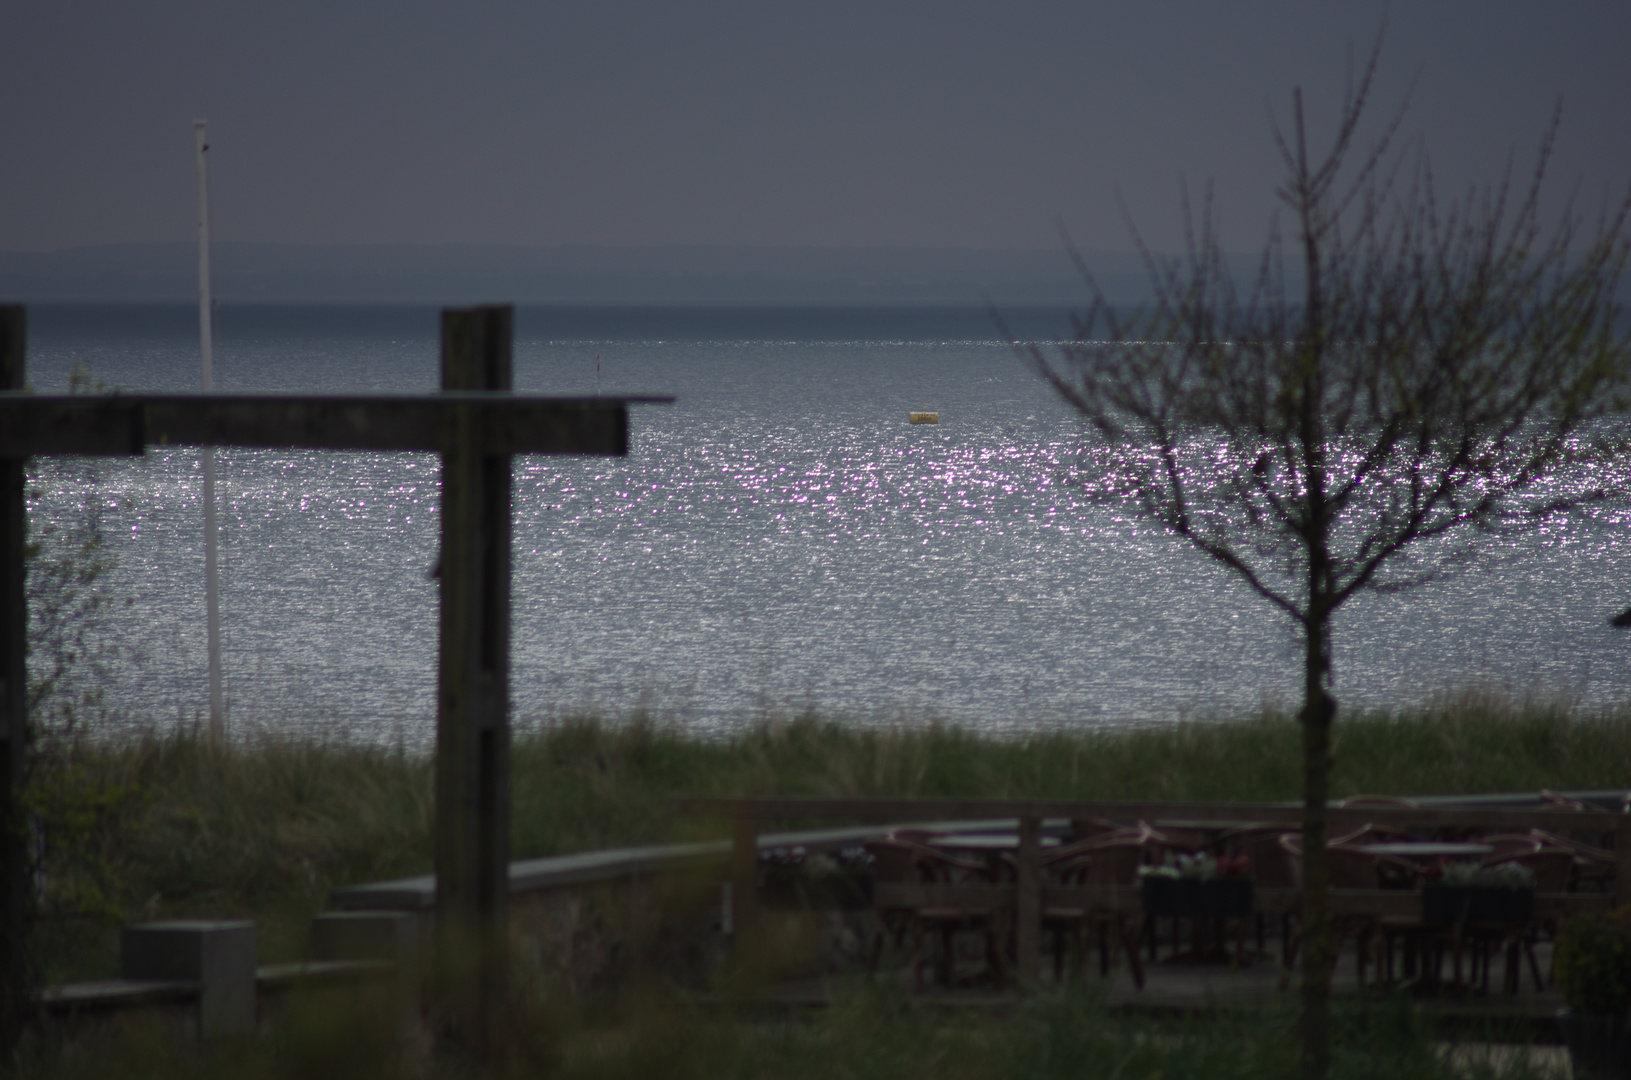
[715,935,1573,1041]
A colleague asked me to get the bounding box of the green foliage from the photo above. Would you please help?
[25,358,131,743]
[10,986,1560,1080]
[1555,908,1631,1015]
[512,697,1631,855]
[19,360,147,983]
[21,760,139,921]
[31,693,1631,985]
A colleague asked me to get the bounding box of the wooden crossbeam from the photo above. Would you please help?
[1,302,672,1060]
[0,394,672,457]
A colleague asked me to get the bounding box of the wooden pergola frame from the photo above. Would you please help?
[0,303,671,1054]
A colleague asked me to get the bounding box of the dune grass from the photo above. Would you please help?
[22,692,1614,1077]
[18,982,1561,1080]
[33,689,1631,985]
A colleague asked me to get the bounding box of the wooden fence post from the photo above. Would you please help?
[1615,817,1631,911]
[731,815,759,951]
[434,305,513,1058]
[0,306,25,1050]
[0,306,26,1046]
[1014,813,1042,983]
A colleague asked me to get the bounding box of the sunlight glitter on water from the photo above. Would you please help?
[19,307,1631,746]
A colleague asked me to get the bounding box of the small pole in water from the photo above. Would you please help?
[595,353,601,397]
[195,120,226,745]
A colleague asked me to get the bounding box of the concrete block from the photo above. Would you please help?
[311,910,419,967]
[311,910,422,1026]
[122,921,256,1039]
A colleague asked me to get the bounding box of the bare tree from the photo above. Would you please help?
[1025,48,1631,1080]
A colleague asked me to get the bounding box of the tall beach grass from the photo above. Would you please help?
[23,691,1614,1076]
[18,982,1562,1080]
[35,689,1631,982]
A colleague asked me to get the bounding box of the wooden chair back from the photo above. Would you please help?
[1244,831,1299,890]
[1479,833,1543,860]
[865,838,942,885]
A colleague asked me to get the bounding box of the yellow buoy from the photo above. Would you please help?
[908,412,939,424]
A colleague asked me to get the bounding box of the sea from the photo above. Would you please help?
[18,303,1631,748]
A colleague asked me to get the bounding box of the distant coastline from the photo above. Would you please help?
[0,242,1169,306]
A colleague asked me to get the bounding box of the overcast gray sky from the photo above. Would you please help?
[5,1,1628,254]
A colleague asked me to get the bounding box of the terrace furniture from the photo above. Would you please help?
[1044,842,1152,988]
[863,837,1005,989]
[927,834,1061,867]
[1474,847,1578,993]
[1045,825,1199,966]
[1069,818,1123,843]
[674,793,1631,995]
[1233,829,1300,964]
[1476,834,1544,860]
[1530,829,1616,893]
[1280,835,1418,986]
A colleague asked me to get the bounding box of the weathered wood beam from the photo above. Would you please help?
[434,305,513,1061]
[0,302,673,1062]
[1013,815,1042,981]
[0,394,670,457]
[731,817,759,949]
[0,307,26,1043]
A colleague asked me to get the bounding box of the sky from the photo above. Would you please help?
[4,1,1630,254]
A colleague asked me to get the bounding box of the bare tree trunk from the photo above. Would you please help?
[1290,82,1338,1079]
[1300,599,1336,1080]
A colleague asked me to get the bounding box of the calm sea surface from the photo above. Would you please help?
[20,304,1631,747]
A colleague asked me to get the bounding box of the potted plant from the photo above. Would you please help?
[758,845,875,911]
[1140,853,1254,918]
[1421,860,1535,924]
[1555,909,1631,1080]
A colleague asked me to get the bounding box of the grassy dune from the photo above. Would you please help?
[26,692,1614,1076]
[19,987,1561,1080]
[34,690,1631,979]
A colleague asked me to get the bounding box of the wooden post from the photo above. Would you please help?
[1015,814,1042,984]
[0,306,27,1044]
[731,816,759,950]
[0,310,652,1053]
[434,305,513,1058]
[1615,817,1631,910]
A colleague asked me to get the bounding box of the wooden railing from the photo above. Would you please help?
[674,796,1631,979]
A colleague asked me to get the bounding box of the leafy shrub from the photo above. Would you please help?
[1556,908,1631,1014]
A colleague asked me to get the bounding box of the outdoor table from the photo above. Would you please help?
[926,834,1063,852]
[925,833,1061,878]
[1152,819,1273,834]
[1352,841,1510,996]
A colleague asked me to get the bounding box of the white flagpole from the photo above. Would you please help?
[195,120,226,744]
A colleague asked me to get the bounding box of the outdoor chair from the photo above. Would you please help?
[1042,821,1191,872]
[1041,841,1149,989]
[1477,833,1543,860]
[863,837,1004,989]
[1280,835,1415,986]
[1474,847,1578,993]
[1235,829,1299,965]
[1529,829,1616,893]
[1069,818,1123,843]
[1331,821,1416,848]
